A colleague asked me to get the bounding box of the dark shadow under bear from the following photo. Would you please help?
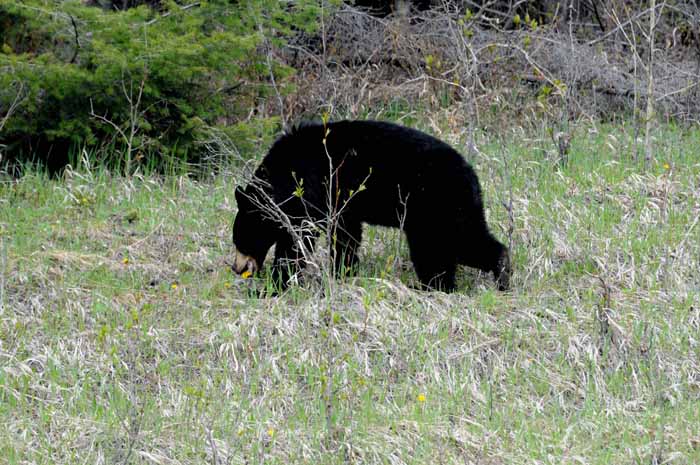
[232,120,510,292]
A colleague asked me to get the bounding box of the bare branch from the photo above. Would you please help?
[90,71,148,173]
[587,3,665,46]
[645,0,658,166]
[69,14,80,64]
[0,80,27,135]
[145,2,201,26]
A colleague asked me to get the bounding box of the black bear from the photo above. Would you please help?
[232,120,510,292]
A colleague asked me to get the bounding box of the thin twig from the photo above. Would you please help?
[0,80,25,134]
[69,14,80,63]
[145,2,201,26]
[587,3,664,46]
[645,0,658,166]
[257,21,287,127]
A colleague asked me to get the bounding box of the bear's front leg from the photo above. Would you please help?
[458,231,511,291]
[269,232,316,292]
[331,218,362,278]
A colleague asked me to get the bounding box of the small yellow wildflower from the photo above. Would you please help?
[122,257,129,265]
[171,283,178,290]
[224,281,231,289]
[241,271,252,279]
[237,428,245,437]
[417,393,426,403]
[267,428,275,438]
[663,163,671,170]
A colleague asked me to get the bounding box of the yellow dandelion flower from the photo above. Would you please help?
[417,393,426,403]
[241,271,252,279]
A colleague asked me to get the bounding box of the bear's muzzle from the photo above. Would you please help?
[232,251,259,275]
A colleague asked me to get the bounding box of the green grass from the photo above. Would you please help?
[1,122,699,464]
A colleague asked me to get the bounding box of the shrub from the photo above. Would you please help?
[0,0,321,173]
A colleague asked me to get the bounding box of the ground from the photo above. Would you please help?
[1,122,699,464]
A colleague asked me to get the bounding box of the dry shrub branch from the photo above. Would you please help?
[279,2,700,131]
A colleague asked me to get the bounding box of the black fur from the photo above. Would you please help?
[233,120,510,292]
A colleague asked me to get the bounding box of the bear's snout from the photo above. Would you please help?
[232,251,258,275]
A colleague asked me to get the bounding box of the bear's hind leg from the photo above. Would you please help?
[406,230,458,292]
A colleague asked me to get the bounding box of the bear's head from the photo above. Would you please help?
[232,186,278,276]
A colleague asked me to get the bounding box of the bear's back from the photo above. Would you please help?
[263,120,466,169]
[257,120,479,212]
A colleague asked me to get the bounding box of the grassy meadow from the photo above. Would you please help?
[1,121,699,464]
